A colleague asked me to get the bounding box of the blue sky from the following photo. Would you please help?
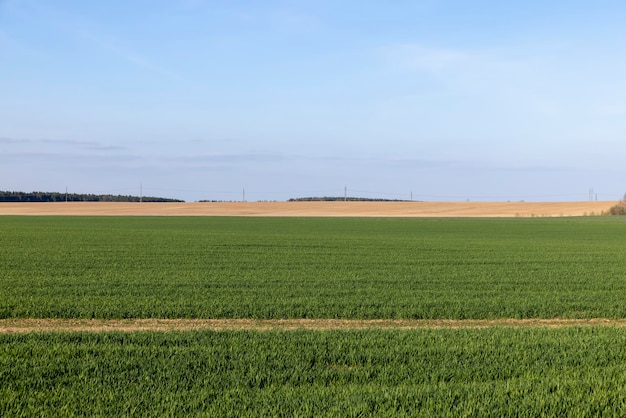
[2,0,626,201]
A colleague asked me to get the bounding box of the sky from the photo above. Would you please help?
[2,0,626,202]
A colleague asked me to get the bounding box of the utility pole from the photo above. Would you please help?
[65,186,68,202]
[344,185,347,202]
[243,187,245,202]
[140,183,143,203]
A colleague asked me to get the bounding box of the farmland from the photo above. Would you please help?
[3,214,626,415]
[3,328,626,416]
[2,216,626,319]
[0,200,612,217]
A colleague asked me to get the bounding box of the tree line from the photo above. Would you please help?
[288,196,412,202]
[0,191,183,202]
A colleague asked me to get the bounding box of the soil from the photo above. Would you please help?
[2,318,626,334]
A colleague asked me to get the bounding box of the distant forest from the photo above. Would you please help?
[0,191,184,203]
[288,197,412,202]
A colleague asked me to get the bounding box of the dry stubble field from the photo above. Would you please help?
[0,200,613,217]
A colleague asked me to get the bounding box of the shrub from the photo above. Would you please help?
[606,194,626,215]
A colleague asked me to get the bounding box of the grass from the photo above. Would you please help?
[3,216,626,319]
[4,215,626,416]
[3,328,626,416]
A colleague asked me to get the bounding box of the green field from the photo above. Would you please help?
[3,215,626,416]
[2,216,626,319]
[3,328,626,416]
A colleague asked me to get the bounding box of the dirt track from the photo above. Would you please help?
[3,318,626,333]
[0,201,613,217]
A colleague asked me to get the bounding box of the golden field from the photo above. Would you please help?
[0,201,613,217]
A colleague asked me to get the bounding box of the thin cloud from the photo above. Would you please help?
[382,43,472,74]
[2,136,126,151]
[236,7,321,33]
[383,155,588,174]
[94,37,183,82]
[7,0,182,82]
[175,0,205,10]
[0,29,47,59]
[269,9,321,33]
[0,150,138,164]
[164,152,288,167]
[0,136,25,144]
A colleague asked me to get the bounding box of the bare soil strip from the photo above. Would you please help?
[0,201,613,217]
[2,318,626,333]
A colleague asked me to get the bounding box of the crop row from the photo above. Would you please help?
[2,216,626,319]
[2,327,626,416]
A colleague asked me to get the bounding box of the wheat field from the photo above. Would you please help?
[0,200,613,217]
